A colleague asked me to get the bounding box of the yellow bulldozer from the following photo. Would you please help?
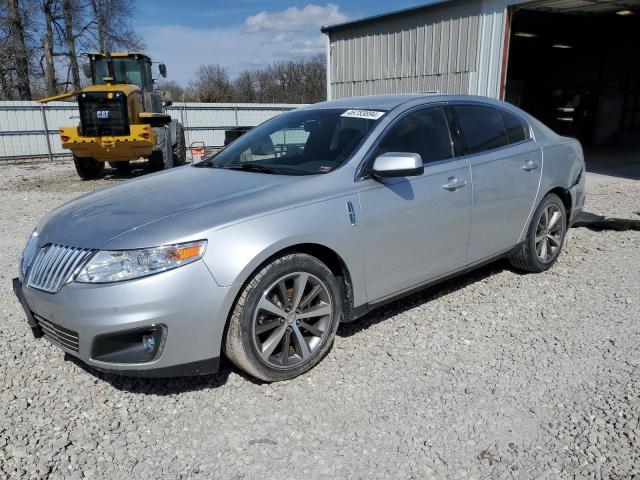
[38,52,186,179]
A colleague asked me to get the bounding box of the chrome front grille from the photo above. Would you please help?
[26,244,93,293]
[33,314,79,352]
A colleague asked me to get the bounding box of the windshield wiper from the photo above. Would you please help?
[222,163,281,174]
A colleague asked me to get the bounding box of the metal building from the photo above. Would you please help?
[322,0,640,149]
[322,0,520,99]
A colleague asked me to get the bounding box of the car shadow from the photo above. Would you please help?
[64,354,268,394]
[99,163,151,181]
[69,260,510,394]
[573,211,640,231]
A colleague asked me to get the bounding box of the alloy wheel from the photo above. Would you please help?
[535,203,564,263]
[252,272,333,369]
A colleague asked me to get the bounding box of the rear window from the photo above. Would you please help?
[500,109,529,144]
[451,105,509,155]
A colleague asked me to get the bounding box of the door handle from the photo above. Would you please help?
[442,177,467,191]
[522,160,539,172]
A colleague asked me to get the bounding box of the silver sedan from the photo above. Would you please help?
[13,94,586,381]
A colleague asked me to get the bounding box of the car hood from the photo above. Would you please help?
[36,166,303,249]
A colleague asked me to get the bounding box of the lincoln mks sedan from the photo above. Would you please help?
[13,94,585,381]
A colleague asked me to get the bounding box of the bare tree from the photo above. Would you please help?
[40,0,57,95]
[233,70,257,103]
[229,56,326,104]
[89,0,105,52]
[157,80,184,102]
[89,0,142,52]
[61,0,80,89]
[7,0,31,99]
[190,64,234,103]
[0,0,145,99]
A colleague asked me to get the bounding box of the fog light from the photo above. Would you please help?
[91,325,166,363]
[142,334,155,353]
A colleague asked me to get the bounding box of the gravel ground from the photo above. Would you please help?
[0,161,638,479]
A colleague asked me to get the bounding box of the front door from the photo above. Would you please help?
[357,106,472,302]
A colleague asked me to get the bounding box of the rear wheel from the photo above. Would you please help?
[73,155,104,179]
[510,193,567,273]
[224,253,341,382]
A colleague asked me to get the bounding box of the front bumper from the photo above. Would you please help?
[13,260,238,377]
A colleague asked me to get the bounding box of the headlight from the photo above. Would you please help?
[75,240,207,284]
[20,229,39,281]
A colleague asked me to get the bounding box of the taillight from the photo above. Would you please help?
[141,133,150,140]
[61,136,70,142]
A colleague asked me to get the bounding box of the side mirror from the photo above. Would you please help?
[82,62,91,79]
[159,63,167,78]
[371,152,424,178]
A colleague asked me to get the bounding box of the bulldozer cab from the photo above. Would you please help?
[86,53,164,93]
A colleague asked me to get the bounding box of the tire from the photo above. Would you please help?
[148,151,165,172]
[172,123,186,166]
[73,155,104,179]
[510,192,567,273]
[108,160,130,173]
[225,253,341,382]
[148,127,172,172]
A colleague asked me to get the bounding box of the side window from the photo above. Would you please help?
[499,109,529,144]
[376,107,453,164]
[451,105,509,155]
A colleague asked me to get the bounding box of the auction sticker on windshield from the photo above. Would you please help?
[341,109,385,120]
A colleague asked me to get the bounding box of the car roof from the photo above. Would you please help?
[302,94,505,112]
[299,94,558,141]
[300,94,436,111]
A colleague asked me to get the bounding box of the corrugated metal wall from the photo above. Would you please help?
[328,0,483,98]
[469,0,528,98]
[0,102,304,159]
[327,0,531,100]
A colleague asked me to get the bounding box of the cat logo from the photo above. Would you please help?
[96,110,110,119]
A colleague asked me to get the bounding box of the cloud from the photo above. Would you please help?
[245,3,347,32]
[287,36,326,55]
[138,3,346,86]
[140,24,327,86]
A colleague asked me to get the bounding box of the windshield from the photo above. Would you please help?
[197,108,385,175]
[93,58,145,88]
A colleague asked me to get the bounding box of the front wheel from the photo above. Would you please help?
[224,254,341,382]
[149,127,173,172]
[510,193,567,273]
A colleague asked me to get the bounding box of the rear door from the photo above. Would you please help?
[358,106,471,301]
[446,104,541,263]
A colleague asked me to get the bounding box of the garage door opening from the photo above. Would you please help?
[503,2,640,179]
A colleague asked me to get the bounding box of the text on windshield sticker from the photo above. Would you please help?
[341,109,385,120]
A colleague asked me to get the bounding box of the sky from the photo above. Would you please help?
[134,1,426,86]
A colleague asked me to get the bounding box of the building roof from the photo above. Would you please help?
[320,0,454,33]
